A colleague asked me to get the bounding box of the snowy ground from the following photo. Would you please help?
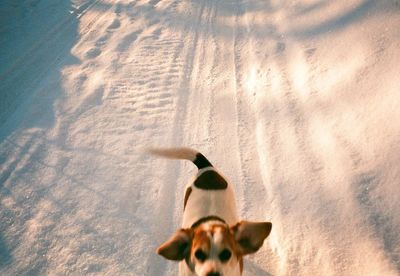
[1,0,400,275]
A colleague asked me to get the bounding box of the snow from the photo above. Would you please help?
[1,0,400,275]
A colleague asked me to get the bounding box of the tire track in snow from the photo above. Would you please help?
[233,0,268,222]
[103,1,189,273]
[183,0,248,223]
[255,18,349,273]
[232,1,351,273]
[278,38,393,275]
[248,1,399,274]
[143,1,211,275]
[232,2,277,274]
[236,1,346,270]
[174,2,270,274]
[180,0,217,151]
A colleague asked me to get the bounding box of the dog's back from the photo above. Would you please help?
[148,147,238,228]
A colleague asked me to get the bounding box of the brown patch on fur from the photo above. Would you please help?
[194,170,227,190]
[230,221,272,256]
[184,186,192,210]
[157,228,193,261]
[192,227,211,255]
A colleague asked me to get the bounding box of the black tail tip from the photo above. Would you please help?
[193,153,213,169]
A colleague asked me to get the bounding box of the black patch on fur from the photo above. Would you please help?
[193,153,213,169]
[194,170,227,190]
[191,216,227,229]
[184,187,192,210]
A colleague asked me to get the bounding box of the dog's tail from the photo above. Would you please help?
[147,147,213,169]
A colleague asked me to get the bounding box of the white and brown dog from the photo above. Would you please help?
[150,148,272,276]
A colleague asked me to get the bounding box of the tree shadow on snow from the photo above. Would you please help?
[0,0,85,273]
[0,235,12,268]
[288,0,376,38]
[0,0,82,139]
[86,0,382,41]
[353,171,400,271]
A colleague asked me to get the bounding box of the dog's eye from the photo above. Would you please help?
[219,249,232,262]
[194,249,207,262]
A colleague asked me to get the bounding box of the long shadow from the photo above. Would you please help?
[0,0,83,273]
[0,0,82,139]
[294,0,330,16]
[84,0,381,41]
[288,0,376,38]
[353,171,400,271]
[0,0,382,134]
[0,233,12,268]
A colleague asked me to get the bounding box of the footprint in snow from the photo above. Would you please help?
[149,0,160,6]
[86,47,102,59]
[147,18,160,27]
[115,3,122,15]
[276,42,286,53]
[152,28,162,39]
[306,48,317,57]
[117,30,143,52]
[96,34,111,46]
[108,18,121,30]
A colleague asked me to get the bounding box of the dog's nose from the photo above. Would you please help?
[206,273,220,276]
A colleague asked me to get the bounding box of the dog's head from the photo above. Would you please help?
[157,220,272,276]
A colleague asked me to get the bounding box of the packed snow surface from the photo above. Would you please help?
[1,0,400,275]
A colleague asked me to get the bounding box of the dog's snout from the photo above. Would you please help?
[206,273,221,276]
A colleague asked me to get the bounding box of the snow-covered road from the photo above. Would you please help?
[1,0,400,274]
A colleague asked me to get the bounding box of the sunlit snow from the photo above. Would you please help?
[1,0,399,275]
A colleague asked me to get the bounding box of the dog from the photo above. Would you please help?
[149,147,272,276]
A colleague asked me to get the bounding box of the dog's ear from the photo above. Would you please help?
[231,221,272,255]
[157,228,193,261]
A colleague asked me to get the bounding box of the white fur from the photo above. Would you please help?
[213,228,224,246]
[182,167,238,228]
[179,259,241,276]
